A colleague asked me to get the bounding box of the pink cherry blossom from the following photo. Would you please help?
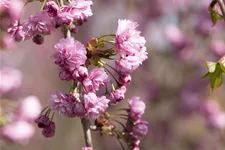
[61,0,93,20]
[8,21,26,42]
[19,96,42,121]
[129,97,146,123]
[72,66,88,81]
[115,55,141,74]
[207,112,225,129]
[84,93,110,119]
[59,69,73,80]
[44,1,60,17]
[54,37,87,71]
[132,120,149,137]
[0,67,22,96]
[109,86,127,105]
[115,19,146,57]
[56,12,74,26]
[49,91,74,117]
[83,68,110,92]
[1,120,35,143]
[22,10,55,38]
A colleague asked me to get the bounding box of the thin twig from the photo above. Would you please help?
[59,0,93,149]
[217,0,225,21]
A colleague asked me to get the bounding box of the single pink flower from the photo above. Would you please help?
[54,37,87,71]
[1,120,35,143]
[56,11,74,26]
[0,67,22,96]
[72,66,88,81]
[129,97,146,123]
[59,69,73,80]
[83,68,110,92]
[49,91,74,117]
[109,86,127,105]
[115,19,146,57]
[8,21,26,42]
[61,0,93,20]
[19,96,42,121]
[115,56,141,74]
[84,93,110,119]
[22,10,55,38]
[132,120,149,137]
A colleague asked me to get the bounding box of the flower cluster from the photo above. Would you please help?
[0,67,41,143]
[125,97,148,150]
[5,0,149,149]
[7,0,93,45]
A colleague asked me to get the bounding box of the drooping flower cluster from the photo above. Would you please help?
[115,19,148,75]
[125,97,148,150]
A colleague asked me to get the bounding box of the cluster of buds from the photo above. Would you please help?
[0,67,42,143]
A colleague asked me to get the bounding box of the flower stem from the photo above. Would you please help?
[59,0,93,149]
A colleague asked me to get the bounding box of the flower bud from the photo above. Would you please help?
[32,34,44,45]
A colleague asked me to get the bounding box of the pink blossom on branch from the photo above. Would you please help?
[115,19,146,57]
[129,97,146,124]
[84,93,110,119]
[54,37,87,72]
[82,68,110,92]
[21,10,55,39]
[61,0,93,20]
[49,91,74,117]
[132,120,149,137]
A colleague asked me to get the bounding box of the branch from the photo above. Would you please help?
[59,0,93,149]
[217,0,225,21]
[81,118,93,148]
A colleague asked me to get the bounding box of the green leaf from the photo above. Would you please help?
[203,62,224,91]
[209,7,224,25]
[219,62,225,73]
